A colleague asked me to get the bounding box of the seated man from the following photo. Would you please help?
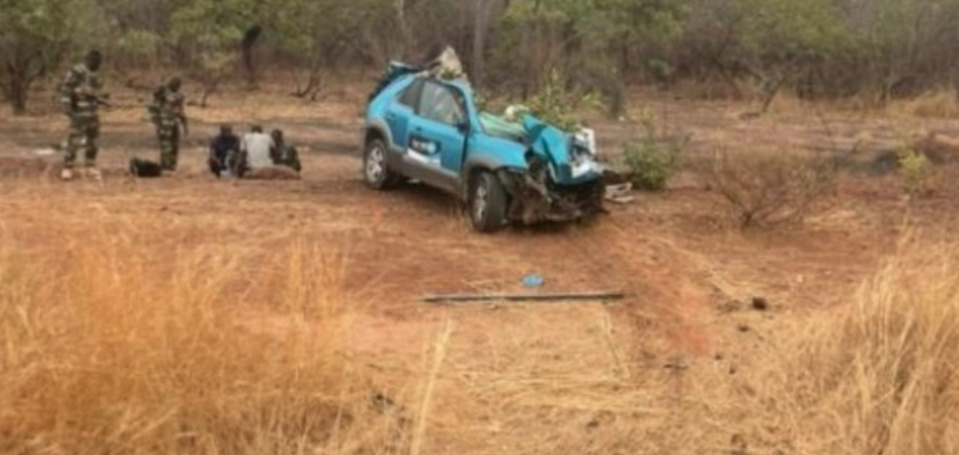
[237,125,274,178]
[270,129,302,173]
[209,124,240,178]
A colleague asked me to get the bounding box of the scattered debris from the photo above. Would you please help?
[664,355,690,371]
[372,392,399,414]
[423,291,626,305]
[737,324,751,333]
[605,182,635,204]
[522,274,545,288]
[584,411,615,431]
[719,300,742,313]
[751,297,769,311]
[33,148,57,157]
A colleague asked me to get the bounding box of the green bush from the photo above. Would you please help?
[897,145,933,196]
[527,69,602,132]
[623,113,683,192]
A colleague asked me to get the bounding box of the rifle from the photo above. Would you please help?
[94,93,112,108]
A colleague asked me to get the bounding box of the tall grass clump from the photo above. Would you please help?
[907,90,959,118]
[0,220,368,454]
[736,238,959,454]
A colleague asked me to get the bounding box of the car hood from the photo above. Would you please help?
[521,115,603,185]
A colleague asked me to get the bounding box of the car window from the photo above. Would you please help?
[418,82,466,126]
[398,79,424,108]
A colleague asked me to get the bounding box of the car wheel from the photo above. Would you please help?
[470,171,508,233]
[363,138,402,190]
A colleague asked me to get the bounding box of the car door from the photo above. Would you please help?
[404,81,468,193]
[385,79,424,156]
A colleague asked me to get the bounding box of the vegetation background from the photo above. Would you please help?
[5,0,959,114]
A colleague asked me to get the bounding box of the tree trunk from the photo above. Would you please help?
[472,0,490,86]
[395,0,412,56]
[11,84,27,115]
[3,55,31,116]
[200,76,222,108]
[241,25,263,89]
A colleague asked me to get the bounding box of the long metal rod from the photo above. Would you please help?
[423,292,626,304]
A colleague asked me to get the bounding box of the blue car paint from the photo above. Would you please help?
[364,72,602,197]
[522,116,600,185]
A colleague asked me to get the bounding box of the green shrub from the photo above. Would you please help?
[623,112,684,192]
[527,69,602,132]
[897,145,933,195]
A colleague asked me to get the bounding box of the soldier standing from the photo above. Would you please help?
[58,50,106,181]
[149,77,188,172]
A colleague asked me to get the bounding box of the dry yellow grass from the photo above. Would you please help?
[711,235,959,454]
[2,200,956,455]
[904,90,959,118]
[0,209,395,454]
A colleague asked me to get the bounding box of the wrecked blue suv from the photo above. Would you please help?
[362,62,606,232]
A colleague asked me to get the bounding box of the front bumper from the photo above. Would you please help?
[498,169,606,224]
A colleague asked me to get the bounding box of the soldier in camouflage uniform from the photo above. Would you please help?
[58,50,107,181]
[148,77,188,172]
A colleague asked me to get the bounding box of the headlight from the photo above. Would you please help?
[573,128,598,156]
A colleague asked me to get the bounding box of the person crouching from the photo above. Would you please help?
[270,129,302,174]
[237,125,274,178]
[209,124,239,178]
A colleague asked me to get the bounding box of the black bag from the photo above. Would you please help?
[129,158,163,178]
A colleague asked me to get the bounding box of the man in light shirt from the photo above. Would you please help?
[237,125,274,178]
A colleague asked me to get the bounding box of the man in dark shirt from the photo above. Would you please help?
[209,124,240,178]
[270,129,302,173]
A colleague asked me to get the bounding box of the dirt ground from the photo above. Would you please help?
[2,81,958,454]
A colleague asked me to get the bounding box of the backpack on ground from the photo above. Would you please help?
[129,158,163,178]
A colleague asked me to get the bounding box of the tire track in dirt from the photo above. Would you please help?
[569,215,718,358]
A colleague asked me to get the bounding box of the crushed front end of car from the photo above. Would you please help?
[492,115,607,224]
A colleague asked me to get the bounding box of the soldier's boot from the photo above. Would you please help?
[81,140,101,180]
[63,130,82,181]
[169,146,179,171]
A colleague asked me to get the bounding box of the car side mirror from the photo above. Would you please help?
[456,119,470,134]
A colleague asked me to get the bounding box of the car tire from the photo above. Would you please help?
[470,171,508,233]
[363,138,402,190]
